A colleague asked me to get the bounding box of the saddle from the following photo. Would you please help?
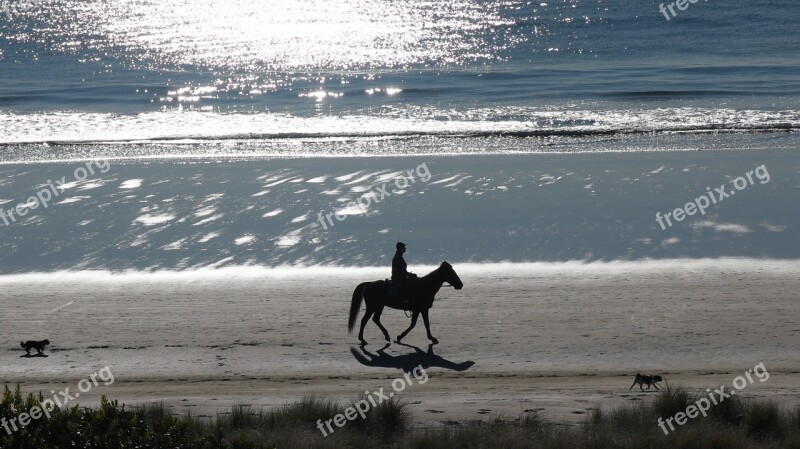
[386,279,415,309]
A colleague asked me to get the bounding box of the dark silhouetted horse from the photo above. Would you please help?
[348,261,463,345]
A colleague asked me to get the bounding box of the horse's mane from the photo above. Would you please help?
[421,261,450,282]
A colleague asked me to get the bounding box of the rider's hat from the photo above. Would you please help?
[396,242,406,250]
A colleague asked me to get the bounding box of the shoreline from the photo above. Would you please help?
[0,256,797,276]
[2,129,800,165]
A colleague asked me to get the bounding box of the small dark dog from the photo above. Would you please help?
[629,373,663,391]
[21,339,50,355]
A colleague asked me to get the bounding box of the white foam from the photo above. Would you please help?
[135,213,175,226]
[120,179,143,189]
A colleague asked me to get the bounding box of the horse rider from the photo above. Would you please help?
[391,242,417,306]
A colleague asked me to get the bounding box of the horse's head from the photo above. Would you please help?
[440,261,463,290]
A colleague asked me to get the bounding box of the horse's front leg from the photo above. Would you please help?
[396,311,419,343]
[421,309,438,344]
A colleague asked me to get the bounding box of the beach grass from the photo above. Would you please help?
[1,384,798,448]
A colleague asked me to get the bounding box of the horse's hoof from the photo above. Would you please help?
[359,339,367,346]
[429,337,439,345]
[395,336,403,343]
[383,336,391,342]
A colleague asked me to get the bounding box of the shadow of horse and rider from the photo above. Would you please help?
[351,342,474,372]
[347,258,474,371]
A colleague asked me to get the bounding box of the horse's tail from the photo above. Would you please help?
[348,282,368,333]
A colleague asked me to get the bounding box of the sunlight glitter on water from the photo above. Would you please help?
[64,0,513,72]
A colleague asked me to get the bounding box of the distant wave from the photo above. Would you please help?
[603,90,746,99]
[0,107,798,147]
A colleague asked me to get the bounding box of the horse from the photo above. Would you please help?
[348,261,463,345]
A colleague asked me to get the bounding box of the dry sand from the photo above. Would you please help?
[1,259,799,424]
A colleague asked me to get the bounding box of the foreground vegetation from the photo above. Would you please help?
[1,383,799,448]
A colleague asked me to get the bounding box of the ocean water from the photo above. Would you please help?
[0,0,798,155]
[0,0,798,271]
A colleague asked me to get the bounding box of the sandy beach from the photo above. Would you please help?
[3,260,799,424]
[3,0,800,446]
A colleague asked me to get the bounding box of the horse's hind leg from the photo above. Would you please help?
[372,307,391,342]
[358,307,374,344]
[396,311,419,343]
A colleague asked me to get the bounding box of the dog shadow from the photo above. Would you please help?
[20,353,49,358]
[350,342,474,372]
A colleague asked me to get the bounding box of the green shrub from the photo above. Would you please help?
[652,383,695,420]
[745,400,782,439]
[707,393,746,427]
[1,383,796,449]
